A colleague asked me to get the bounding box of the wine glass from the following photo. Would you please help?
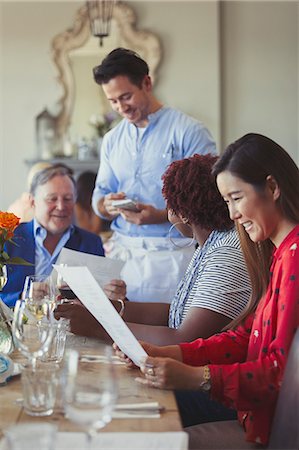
[22,274,57,318]
[12,299,54,368]
[55,264,76,303]
[64,346,118,448]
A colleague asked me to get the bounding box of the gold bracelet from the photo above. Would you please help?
[116,299,125,317]
[199,365,211,392]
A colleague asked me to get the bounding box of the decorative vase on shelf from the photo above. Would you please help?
[0,265,14,355]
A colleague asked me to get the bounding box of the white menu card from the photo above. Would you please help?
[55,247,125,287]
[53,265,147,367]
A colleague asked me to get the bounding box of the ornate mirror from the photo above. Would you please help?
[51,1,162,144]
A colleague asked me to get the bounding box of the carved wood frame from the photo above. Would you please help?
[51,1,162,138]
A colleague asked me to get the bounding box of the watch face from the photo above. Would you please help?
[201,381,211,392]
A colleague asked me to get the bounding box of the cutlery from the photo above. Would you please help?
[79,354,125,364]
[115,402,164,412]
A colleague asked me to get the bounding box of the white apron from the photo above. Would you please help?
[104,232,195,303]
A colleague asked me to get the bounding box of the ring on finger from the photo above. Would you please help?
[147,367,155,376]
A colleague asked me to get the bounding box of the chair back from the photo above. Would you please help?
[268,328,299,449]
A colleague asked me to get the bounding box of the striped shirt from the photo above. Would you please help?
[169,228,251,328]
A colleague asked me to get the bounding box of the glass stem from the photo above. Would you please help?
[31,356,37,371]
[86,428,96,449]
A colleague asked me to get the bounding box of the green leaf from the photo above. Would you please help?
[2,251,10,261]
[6,256,34,266]
[7,238,18,247]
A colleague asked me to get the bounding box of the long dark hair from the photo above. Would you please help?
[213,133,299,328]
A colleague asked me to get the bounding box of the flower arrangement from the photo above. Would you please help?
[0,212,31,270]
[89,111,120,137]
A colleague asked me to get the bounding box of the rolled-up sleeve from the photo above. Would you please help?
[92,135,118,218]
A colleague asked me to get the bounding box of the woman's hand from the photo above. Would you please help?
[104,279,127,301]
[112,343,136,368]
[55,302,109,340]
[112,341,176,368]
[138,356,204,390]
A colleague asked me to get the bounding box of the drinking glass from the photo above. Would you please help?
[64,346,118,448]
[21,361,59,416]
[39,318,70,363]
[56,264,76,302]
[22,274,57,318]
[12,299,54,367]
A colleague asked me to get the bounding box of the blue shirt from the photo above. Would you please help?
[33,219,74,276]
[92,106,216,238]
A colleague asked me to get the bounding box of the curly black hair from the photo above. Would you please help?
[162,154,232,231]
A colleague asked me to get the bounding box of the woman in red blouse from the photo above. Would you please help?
[117,133,299,447]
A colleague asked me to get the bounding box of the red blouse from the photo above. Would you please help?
[180,225,299,445]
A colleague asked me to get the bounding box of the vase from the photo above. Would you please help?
[0,265,14,355]
[0,265,7,290]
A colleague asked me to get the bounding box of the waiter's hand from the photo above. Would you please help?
[102,192,126,218]
[120,203,168,225]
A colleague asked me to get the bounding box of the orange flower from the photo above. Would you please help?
[0,212,32,270]
[0,212,20,239]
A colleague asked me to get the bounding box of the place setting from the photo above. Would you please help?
[0,266,187,450]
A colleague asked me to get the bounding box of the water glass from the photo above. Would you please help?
[21,362,59,416]
[64,346,118,447]
[39,318,69,363]
[5,423,57,450]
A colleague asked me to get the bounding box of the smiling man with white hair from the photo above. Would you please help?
[2,164,125,307]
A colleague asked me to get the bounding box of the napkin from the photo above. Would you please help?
[63,402,162,420]
[0,431,188,450]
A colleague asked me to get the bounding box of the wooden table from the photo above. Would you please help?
[0,334,182,438]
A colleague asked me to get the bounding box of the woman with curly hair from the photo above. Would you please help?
[56,153,251,347]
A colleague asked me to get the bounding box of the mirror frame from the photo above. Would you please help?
[51,1,162,138]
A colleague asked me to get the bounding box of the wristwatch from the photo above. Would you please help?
[199,366,211,392]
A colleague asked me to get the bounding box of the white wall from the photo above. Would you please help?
[145,1,220,141]
[221,1,298,156]
[0,0,298,210]
[1,1,81,209]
